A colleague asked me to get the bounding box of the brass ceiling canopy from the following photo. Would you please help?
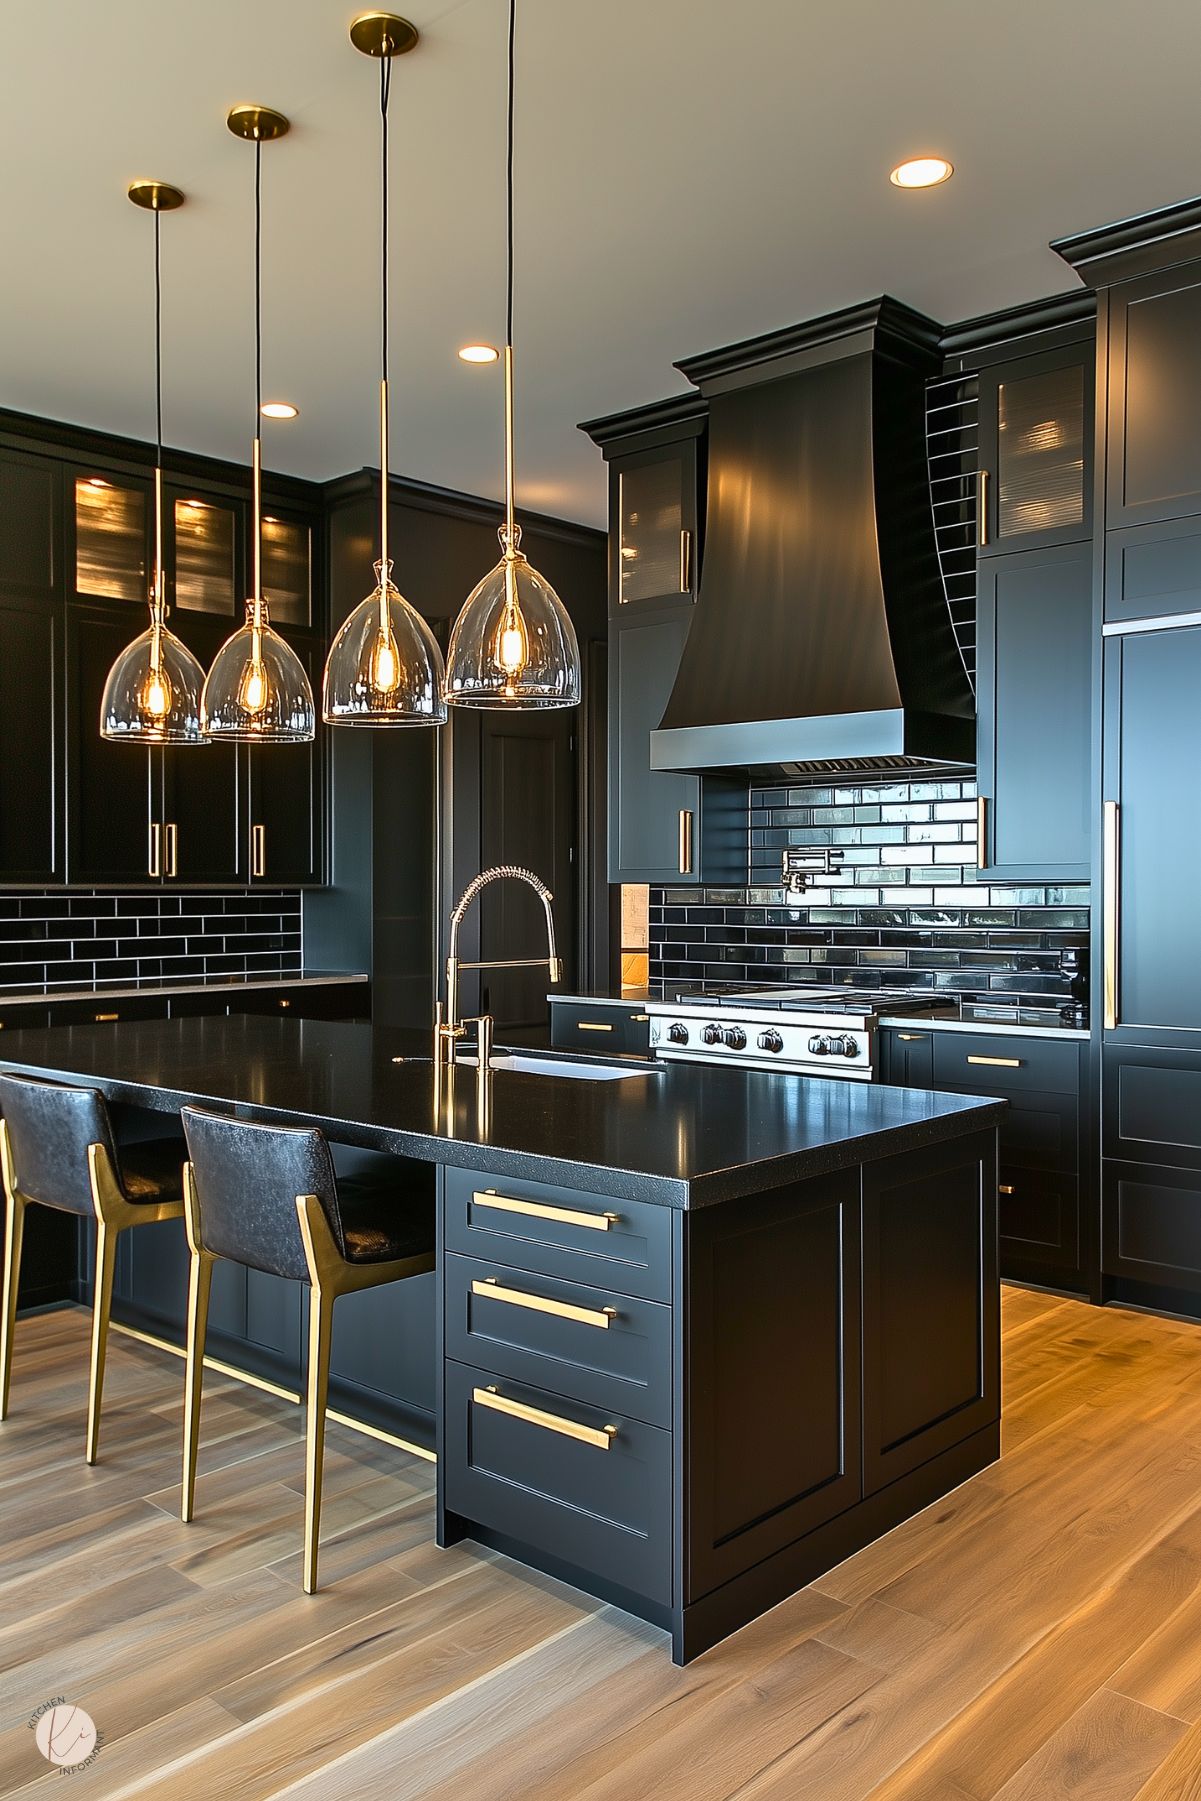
[349,11,419,57]
[226,103,290,142]
[128,179,185,212]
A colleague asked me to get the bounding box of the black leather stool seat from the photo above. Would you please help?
[117,1138,186,1206]
[335,1171,435,1264]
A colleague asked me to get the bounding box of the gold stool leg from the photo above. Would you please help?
[0,1183,26,1423]
[302,1283,335,1595]
[86,1219,118,1465]
[181,1247,213,1524]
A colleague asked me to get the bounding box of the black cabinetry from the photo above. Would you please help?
[549,996,650,1056]
[1104,266,1201,529]
[976,344,1092,556]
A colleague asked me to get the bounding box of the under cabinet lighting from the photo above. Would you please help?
[889,157,954,189]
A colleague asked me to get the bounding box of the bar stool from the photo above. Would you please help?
[179,1107,435,1593]
[0,1072,186,1463]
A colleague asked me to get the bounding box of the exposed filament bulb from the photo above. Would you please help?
[239,656,268,716]
[141,665,173,722]
[371,625,400,696]
[492,553,529,679]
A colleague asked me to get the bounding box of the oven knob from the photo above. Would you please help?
[701,1023,724,1046]
[830,1034,860,1058]
[667,1022,690,1045]
[757,1029,784,1054]
[808,1034,832,1055]
[723,1026,747,1050]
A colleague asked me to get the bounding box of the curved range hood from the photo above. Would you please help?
[650,298,975,778]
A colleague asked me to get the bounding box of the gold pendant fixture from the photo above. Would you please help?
[201,105,315,744]
[322,14,447,728]
[99,179,208,746]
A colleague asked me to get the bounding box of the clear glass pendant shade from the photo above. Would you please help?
[99,622,207,744]
[445,526,581,708]
[201,598,315,743]
[323,561,447,726]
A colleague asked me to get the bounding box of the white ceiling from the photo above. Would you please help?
[3,0,1201,529]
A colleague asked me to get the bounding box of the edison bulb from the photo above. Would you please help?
[238,658,267,716]
[494,603,529,677]
[371,626,400,695]
[140,666,173,721]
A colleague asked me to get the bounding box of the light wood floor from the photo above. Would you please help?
[4,1292,1201,1798]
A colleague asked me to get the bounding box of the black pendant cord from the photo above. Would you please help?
[506,0,514,349]
[154,210,163,471]
[381,53,390,393]
[254,138,263,426]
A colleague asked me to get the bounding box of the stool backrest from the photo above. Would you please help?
[180,1107,344,1281]
[0,1073,118,1215]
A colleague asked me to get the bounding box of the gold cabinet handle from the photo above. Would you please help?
[678,808,694,876]
[165,822,178,879]
[1103,799,1119,1030]
[576,1020,614,1033]
[898,1033,926,1042]
[472,1277,617,1330]
[978,468,990,547]
[252,823,266,879]
[278,997,291,1009]
[679,527,693,593]
[94,1012,119,1023]
[999,1183,1016,1195]
[473,1385,617,1451]
[472,1188,619,1232]
[976,796,988,870]
[630,1014,650,1023]
[967,1054,1022,1068]
[148,820,162,879]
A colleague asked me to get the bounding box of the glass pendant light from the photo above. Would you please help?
[444,0,581,709]
[100,181,207,745]
[323,13,446,727]
[202,106,315,744]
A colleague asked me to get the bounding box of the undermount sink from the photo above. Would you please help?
[454,1052,656,1082]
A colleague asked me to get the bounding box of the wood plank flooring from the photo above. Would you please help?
[3,1290,1201,1797]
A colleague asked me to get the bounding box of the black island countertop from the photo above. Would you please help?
[0,1014,1005,1210]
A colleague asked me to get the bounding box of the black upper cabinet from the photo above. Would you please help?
[0,593,59,883]
[1106,266,1201,529]
[609,602,703,884]
[976,541,1092,882]
[246,641,324,887]
[611,438,699,612]
[976,345,1092,556]
[0,449,60,602]
[65,606,158,883]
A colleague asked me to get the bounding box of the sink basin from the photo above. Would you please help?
[454,1052,656,1082]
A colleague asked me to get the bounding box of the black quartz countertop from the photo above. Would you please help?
[0,970,369,1007]
[0,1015,1004,1209]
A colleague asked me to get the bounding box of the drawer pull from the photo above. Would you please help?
[473,1276,617,1330]
[576,1021,614,1033]
[472,1189,619,1232]
[473,1385,617,1450]
[898,1033,926,1043]
[966,1055,1022,1069]
[630,1014,650,1023]
[94,1012,120,1023]
[999,1184,1016,1195]
[279,998,291,1009]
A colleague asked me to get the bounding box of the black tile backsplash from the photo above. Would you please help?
[0,889,302,996]
[649,778,1089,1010]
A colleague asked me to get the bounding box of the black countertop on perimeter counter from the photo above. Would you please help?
[0,1015,1005,1210]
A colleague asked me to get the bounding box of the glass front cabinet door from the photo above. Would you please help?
[976,345,1093,557]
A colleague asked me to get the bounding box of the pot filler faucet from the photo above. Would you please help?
[434,865,564,1074]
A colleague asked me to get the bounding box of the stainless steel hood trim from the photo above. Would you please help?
[650,708,974,775]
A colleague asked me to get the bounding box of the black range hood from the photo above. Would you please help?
[650,298,975,778]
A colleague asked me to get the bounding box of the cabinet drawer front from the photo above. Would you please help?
[998,1167,1079,1269]
[443,1167,672,1302]
[1103,1159,1201,1292]
[443,1359,673,1606]
[1104,1049,1201,1169]
[0,1007,51,1033]
[549,1001,650,1057]
[48,996,171,1026]
[932,1033,1079,1097]
[444,1251,671,1428]
[1105,519,1201,625]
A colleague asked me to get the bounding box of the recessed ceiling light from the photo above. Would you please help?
[260,400,298,419]
[458,344,499,364]
[889,157,954,189]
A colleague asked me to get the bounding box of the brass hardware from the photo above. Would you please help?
[967,1054,1022,1068]
[898,1033,925,1042]
[978,468,990,547]
[349,10,419,55]
[1104,799,1119,1029]
[149,820,162,878]
[679,528,693,593]
[976,796,987,870]
[128,179,185,212]
[473,1384,618,1450]
[165,822,178,879]
[999,1184,1016,1195]
[437,868,562,1101]
[631,1014,650,1023]
[473,1188,618,1232]
[252,823,266,878]
[226,103,290,142]
[94,1012,119,1023]
[473,1277,617,1330]
[577,1021,614,1033]
[279,998,291,1009]
[678,809,694,876]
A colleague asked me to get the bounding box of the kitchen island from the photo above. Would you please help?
[0,1014,1004,1661]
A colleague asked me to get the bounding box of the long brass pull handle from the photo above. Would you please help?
[94,1012,119,1023]
[148,821,162,879]
[472,1277,617,1330]
[1103,800,1119,1030]
[165,822,178,879]
[630,1014,650,1023]
[252,823,266,879]
[999,1183,1016,1195]
[473,1385,617,1450]
[678,808,694,876]
[967,1054,1023,1068]
[897,1033,926,1043]
[576,1020,614,1033]
[679,528,692,593]
[976,796,987,870]
[472,1189,618,1232]
[978,469,990,547]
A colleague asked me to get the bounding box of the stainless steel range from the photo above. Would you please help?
[646,987,943,1081]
